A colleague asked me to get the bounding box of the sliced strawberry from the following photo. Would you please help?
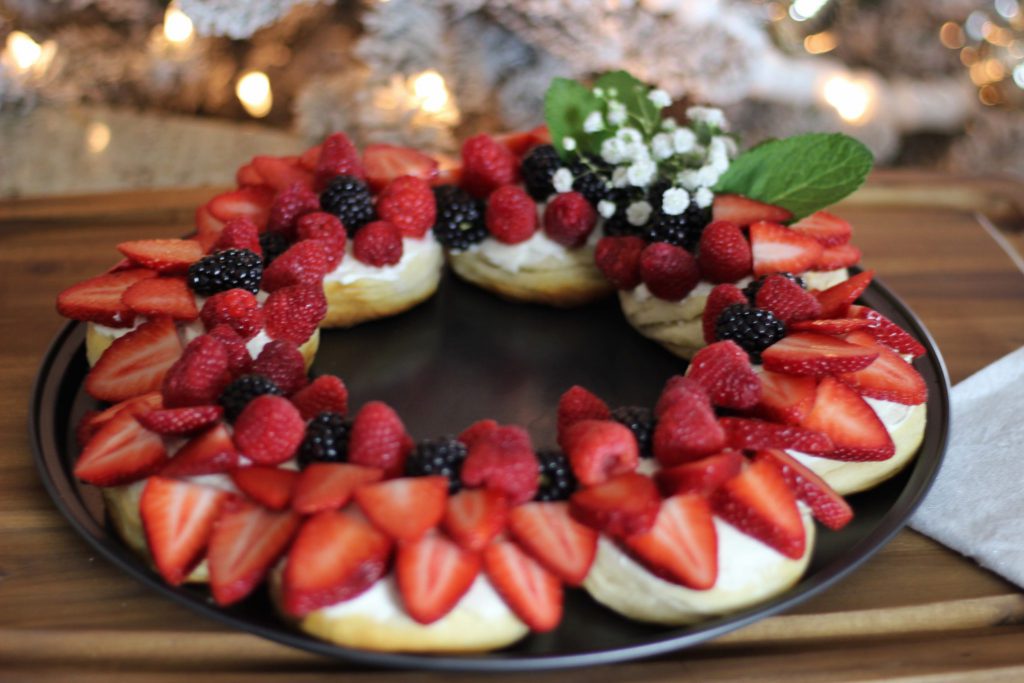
[569,472,660,538]
[354,476,448,542]
[299,143,323,172]
[494,126,549,157]
[483,539,563,632]
[711,458,805,559]
[281,510,392,617]
[749,221,824,277]
[687,340,761,410]
[396,531,481,624]
[508,501,597,585]
[840,330,928,405]
[291,462,383,515]
[117,239,203,274]
[85,317,183,403]
[754,274,822,324]
[230,465,299,510]
[815,243,862,271]
[562,420,639,487]
[251,155,314,192]
[753,370,818,425]
[655,375,712,418]
[235,162,266,188]
[140,476,231,585]
[195,205,226,252]
[74,410,168,485]
[623,493,718,589]
[719,416,833,455]
[814,270,874,318]
[761,332,878,377]
[161,424,238,477]
[788,318,871,335]
[442,488,509,552]
[121,277,199,321]
[207,187,274,229]
[362,144,439,193]
[208,502,300,606]
[57,269,156,327]
[76,392,163,446]
[712,194,793,226]
[847,305,927,357]
[754,450,853,530]
[140,405,223,436]
[789,210,852,247]
[655,451,746,497]
[802,376,895,460]
[652,391,726,466]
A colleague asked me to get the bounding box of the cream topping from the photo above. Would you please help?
[323,234,441,285]
[318,574,512,622]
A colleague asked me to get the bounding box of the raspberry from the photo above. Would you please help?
[207,324,253,378]
[314,132,365,190]
[457,419,500,449]
[267,183,320,238]
[214,217,262,256]
[754,273,822,324]
[251,339,308,396]
[377,176,436,238]
[543,191,596,247]
[697,220,752,284]
[261,239,329,292]
[595,236,645,290]
[460,425,538,505]
[461,134,520,198]
[703,283,748,344]
[485,185,537,244]
[348,401,413,477]
[655,375,710,418]
[687,340,762,410]
[161,335,232,408]
[296,212,346,270]
[353,220,403,266]
[561,419,639,486]
[264,283,327,346]
[200,288,263,339]
[290,374,349,420]
[639,242,700,301]
[556,385,610,448]
[233,394,306,465]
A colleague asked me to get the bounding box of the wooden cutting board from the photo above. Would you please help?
[2,172,1024,682]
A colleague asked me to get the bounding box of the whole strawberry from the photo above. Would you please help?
[214,217,262,256]
[296,212,346,269]
[162,335,232,408]
[233,394,306,465]
[267,183,320,239]
[353,220,403,267]
[697,220,752,284]
[461,134,520,198]
[200,289,264,340]
[461,425,538,505]
[594,236,645,290]
[348,401,413,477]
[639,242,700,301]
[485,185,537,244]
[314,132,365,190]
[543,192,596,247]
[261,239,329,292]
[264,282,327,345]
[377,176,436,239]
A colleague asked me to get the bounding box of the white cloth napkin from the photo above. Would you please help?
[910,345,1024,587]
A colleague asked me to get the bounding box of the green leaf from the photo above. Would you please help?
[595,71,659,136]
[713,133,874,220]
[544,77,600,158]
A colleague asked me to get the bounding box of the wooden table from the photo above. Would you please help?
[2,174,1024,682]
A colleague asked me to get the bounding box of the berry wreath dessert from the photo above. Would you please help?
[52,71,931,653]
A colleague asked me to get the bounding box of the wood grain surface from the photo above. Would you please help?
[2,174,1024,681]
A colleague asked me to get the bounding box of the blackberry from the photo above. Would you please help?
[404,436,467,494]
[611,405,655,458]
[218,374,283,421]
[432,185,488,250]
[743,273,806,303]
[569,155,613,205]
[535,450,577,502]
[714,304,786,361]
[258,231,290,267]
[187,248,263,296]
[521,144,561,201]
[319,175,375,235]
[642,202,712,252]
[599,188,642,237]
[298,411,351,468]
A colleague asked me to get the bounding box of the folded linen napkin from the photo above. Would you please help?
[910,345,1024,587]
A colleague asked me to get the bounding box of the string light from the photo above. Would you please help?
[822,74,875,124]
[804,31,837,54]
[1014,62,1024,88]
[409,70,449,114]
[236,71,273,118]
[939,22,965,49]
[86,122,111,154]
[3,31,56,76]
[163,4,195,45]
[789,0,829,22]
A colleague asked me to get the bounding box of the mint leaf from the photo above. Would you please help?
[595,71,659,136]
[544,77,600,158]
[713,133,873,220]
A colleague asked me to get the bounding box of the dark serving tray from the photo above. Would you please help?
[30,270,950,671]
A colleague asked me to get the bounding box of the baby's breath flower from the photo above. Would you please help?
[615,127,643,145]
[648,88,672,108]
[695,165,720,188]
[686,105,727,130]
[593,87,605,97]
[583,111,605,134]
[661,117,679,131]
[600,137,626,165]
[552,168,574,194]
[661,187,690,216]
[671,128,697,154]
[694,187,714,209]
[607,100,627,126]
[626,200,652,226]
[562,136,577,152]
[597,199,617,219]
[651,133,674,160]
[611,166,630,188]
[676,169,700,190]
[627,159,657,187]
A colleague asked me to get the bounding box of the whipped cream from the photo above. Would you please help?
[319,573,512,622]
[323,234,441,285]
[628,277,753,305]
[466,226,600,274]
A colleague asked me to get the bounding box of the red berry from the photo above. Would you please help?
[815,243,862,271]
[749,221,823,277]
[569,472,660,538]
[251,340,308,396]
[702,283,748,344]
[314,132,365,190]
[789,210,852,247]
[719,417,833,455]
[161,335,232,408]
[594,236,645,290]
[461,134,519,197]
[556,385,611,449]
[200,289,264,339]
[543,191,596,247]
[457,419,500,449]
[461,425,539,505]
[261,239,329,292]
[363,144,439,193]
[814,270,875,318]
[697,220,752,284]
[353,220,403,266]
[687,340,762,410]
[296,212,346,270]
[655,375,710,418]
[653,391,726,466]
[57,268,156,327]
[214,217,262,256]
[117,239,204,274]
[755,274,822,324]
[712,194,792,226]
[377,176,436,238]
[264,283,327,346]
[562,420,639,486]
[233,394,306,465]
[207,324,253,378]
[290,375,349,420]
[74,410,168,486]
[267,183,320,239]
[348,401,412,477]
[138,405,223,436]
[639,242,700,301]
[122,277,198,321]
[485,185,537,244]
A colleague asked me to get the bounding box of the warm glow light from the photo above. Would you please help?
[960,46,979,66]
[766,2,787,21]
[983,58,1006,81]
[789,0,829,22]
[939,22,965,49]
[804,31,837,54]
[163,5,194,44]
[996,0,1019,19]
[1009,40,1024,58]
[410,70,449,114]
[969,62,990,85]
[1013,62,1024,89]
[6,31,42,71]
[86,122,111,154]
[979,84,1002,105]
[236,71,273,118]
[822,74,874,124]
